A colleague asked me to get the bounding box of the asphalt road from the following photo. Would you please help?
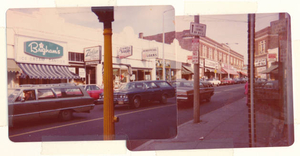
[127,83,246,150]
[8,83,246,145]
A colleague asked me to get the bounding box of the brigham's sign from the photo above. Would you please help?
[25,41,63,58]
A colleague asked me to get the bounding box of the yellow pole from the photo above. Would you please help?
[103,28,115,140]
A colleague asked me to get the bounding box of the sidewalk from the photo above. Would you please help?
[133,97,249,151]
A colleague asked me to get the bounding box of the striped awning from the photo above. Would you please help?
[7,59,21,73]
[18,63,81,79]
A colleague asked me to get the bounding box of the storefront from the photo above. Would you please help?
[12,37,81,86]
[221,64,239,78]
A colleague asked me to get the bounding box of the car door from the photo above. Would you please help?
[37,88,58,118]
[10,89,40,121]
[147,82,162,101]
[139,82,154,102]
[199,82,209,100]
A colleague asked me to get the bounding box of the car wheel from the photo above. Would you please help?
[59,109,73,121]
[161,94,168,104]
[132,97,141,108]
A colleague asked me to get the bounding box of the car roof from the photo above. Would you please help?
[11,83,80,90]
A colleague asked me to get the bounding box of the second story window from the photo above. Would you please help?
[258,40,266,54]
[209,48,213,59]
[69,52,84,62]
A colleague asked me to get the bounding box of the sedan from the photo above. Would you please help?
[207,78,221,86]
[221,78,235,85]
[170,80,214,107]
[79,84,103,104]
[98,80,175,109]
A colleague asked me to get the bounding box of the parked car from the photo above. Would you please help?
[170,80,214,107]
[79,84,103,104]
[200,79,214,87]
[221,78,235,85]
[98,80,175,109]
[207,78,221,86]
[233,78,243,84]
[8,83,95,127]
[255,80,280,103]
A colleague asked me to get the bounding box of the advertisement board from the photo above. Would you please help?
[15,35,68,65]
[142,48,158,59]
[118,46,133,59]
[84,46,102,65]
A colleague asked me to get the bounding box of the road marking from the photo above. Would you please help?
[9,104,176,138]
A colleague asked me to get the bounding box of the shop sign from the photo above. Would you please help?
[25,41,63,58]
[205,59,218,69]
[255,59,266,67]
[268,53,277,62]
[84,46,101,64]
[118,46,133,59]
[142,48,158,59]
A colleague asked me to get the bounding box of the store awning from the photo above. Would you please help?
[239,71,248,76]
[182,65,194,75]
[221,67,239,75]
[260,65,278,74]
[18,63,81,79]
[205,68,226,74]
[7,60,21,73]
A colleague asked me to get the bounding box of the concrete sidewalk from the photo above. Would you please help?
[133,97,249,151]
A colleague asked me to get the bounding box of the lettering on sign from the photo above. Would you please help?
[190,22,206,37]
[25,41,63,58]
[118,46,133,59]
[142,48,158,59]
[84,46,102,64]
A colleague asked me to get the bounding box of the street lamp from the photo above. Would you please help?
[162,8,174,81]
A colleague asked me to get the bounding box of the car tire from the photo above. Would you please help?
[59,109,73,121]
[132,97,141,109]
[160,94,168,104]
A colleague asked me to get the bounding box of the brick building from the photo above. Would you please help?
[141,30,245,79]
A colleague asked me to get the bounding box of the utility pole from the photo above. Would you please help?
[193,15,200,123]
[248,13,256,147]
[92,7,117,140]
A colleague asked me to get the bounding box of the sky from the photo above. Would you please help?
[10,7,279,65]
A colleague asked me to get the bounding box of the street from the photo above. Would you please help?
[9,83,246,143]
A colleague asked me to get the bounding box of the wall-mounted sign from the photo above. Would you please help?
[16,36,68,65]
[25,41,63,58]
[118,46,133,59]
[205,59,218,69]
[255,59,267,67]
[142,48,158,59]
[84,46,101,65]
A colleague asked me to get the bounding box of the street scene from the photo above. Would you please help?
[6,5,293,151]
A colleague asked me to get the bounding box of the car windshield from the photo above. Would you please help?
[7,89,21,103]
[119,83,143,90]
